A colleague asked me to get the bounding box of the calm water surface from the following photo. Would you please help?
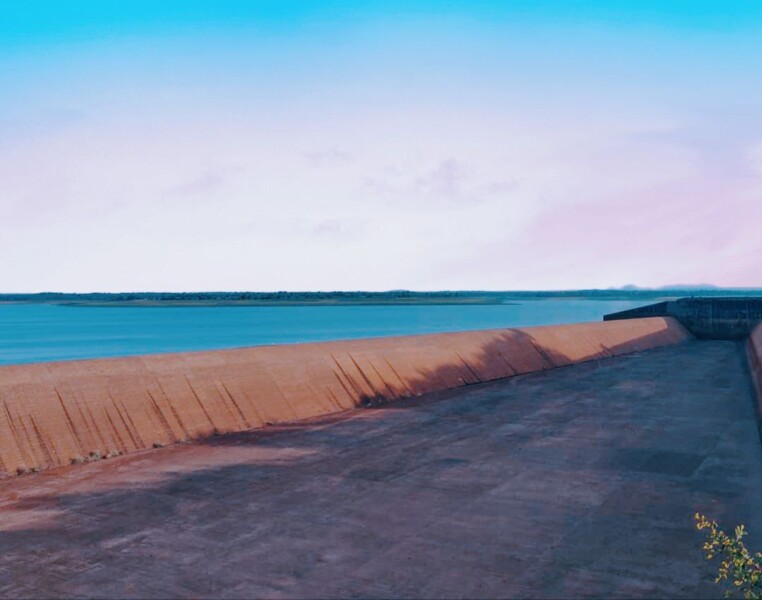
[0,300,651,365]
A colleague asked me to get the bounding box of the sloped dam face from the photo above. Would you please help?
[0,317,690,476]
[0,312,760,598]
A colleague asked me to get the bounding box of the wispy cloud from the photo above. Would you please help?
[308,218,365,240]
[364,158,518,207]
[301,149,353,167]
[167,173,225,197]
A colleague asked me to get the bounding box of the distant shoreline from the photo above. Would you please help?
[2,289,762,307]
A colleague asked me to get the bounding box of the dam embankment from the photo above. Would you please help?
[0,337,759,598]
[0,317,690,476]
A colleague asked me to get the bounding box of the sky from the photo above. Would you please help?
[1,1,761,292]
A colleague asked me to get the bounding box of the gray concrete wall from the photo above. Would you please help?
[604,297,762,339]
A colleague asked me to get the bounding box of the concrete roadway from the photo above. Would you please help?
[0,340,760,598]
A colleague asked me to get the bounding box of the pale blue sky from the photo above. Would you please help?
[2,1,761,291]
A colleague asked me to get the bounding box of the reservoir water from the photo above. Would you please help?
[0,300,651,366]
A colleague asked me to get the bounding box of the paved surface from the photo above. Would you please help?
[0,340,760,598]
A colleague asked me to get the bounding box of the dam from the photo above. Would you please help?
[0,299,760,598]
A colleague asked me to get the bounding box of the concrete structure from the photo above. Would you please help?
[604,297,762,339]
[0,318,689,476]
[0,306,761,598]
[0,339,760,598]
[607,296,762,437]
[747,323,762,414]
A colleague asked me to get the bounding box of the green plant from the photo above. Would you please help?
[695,513,762,599]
